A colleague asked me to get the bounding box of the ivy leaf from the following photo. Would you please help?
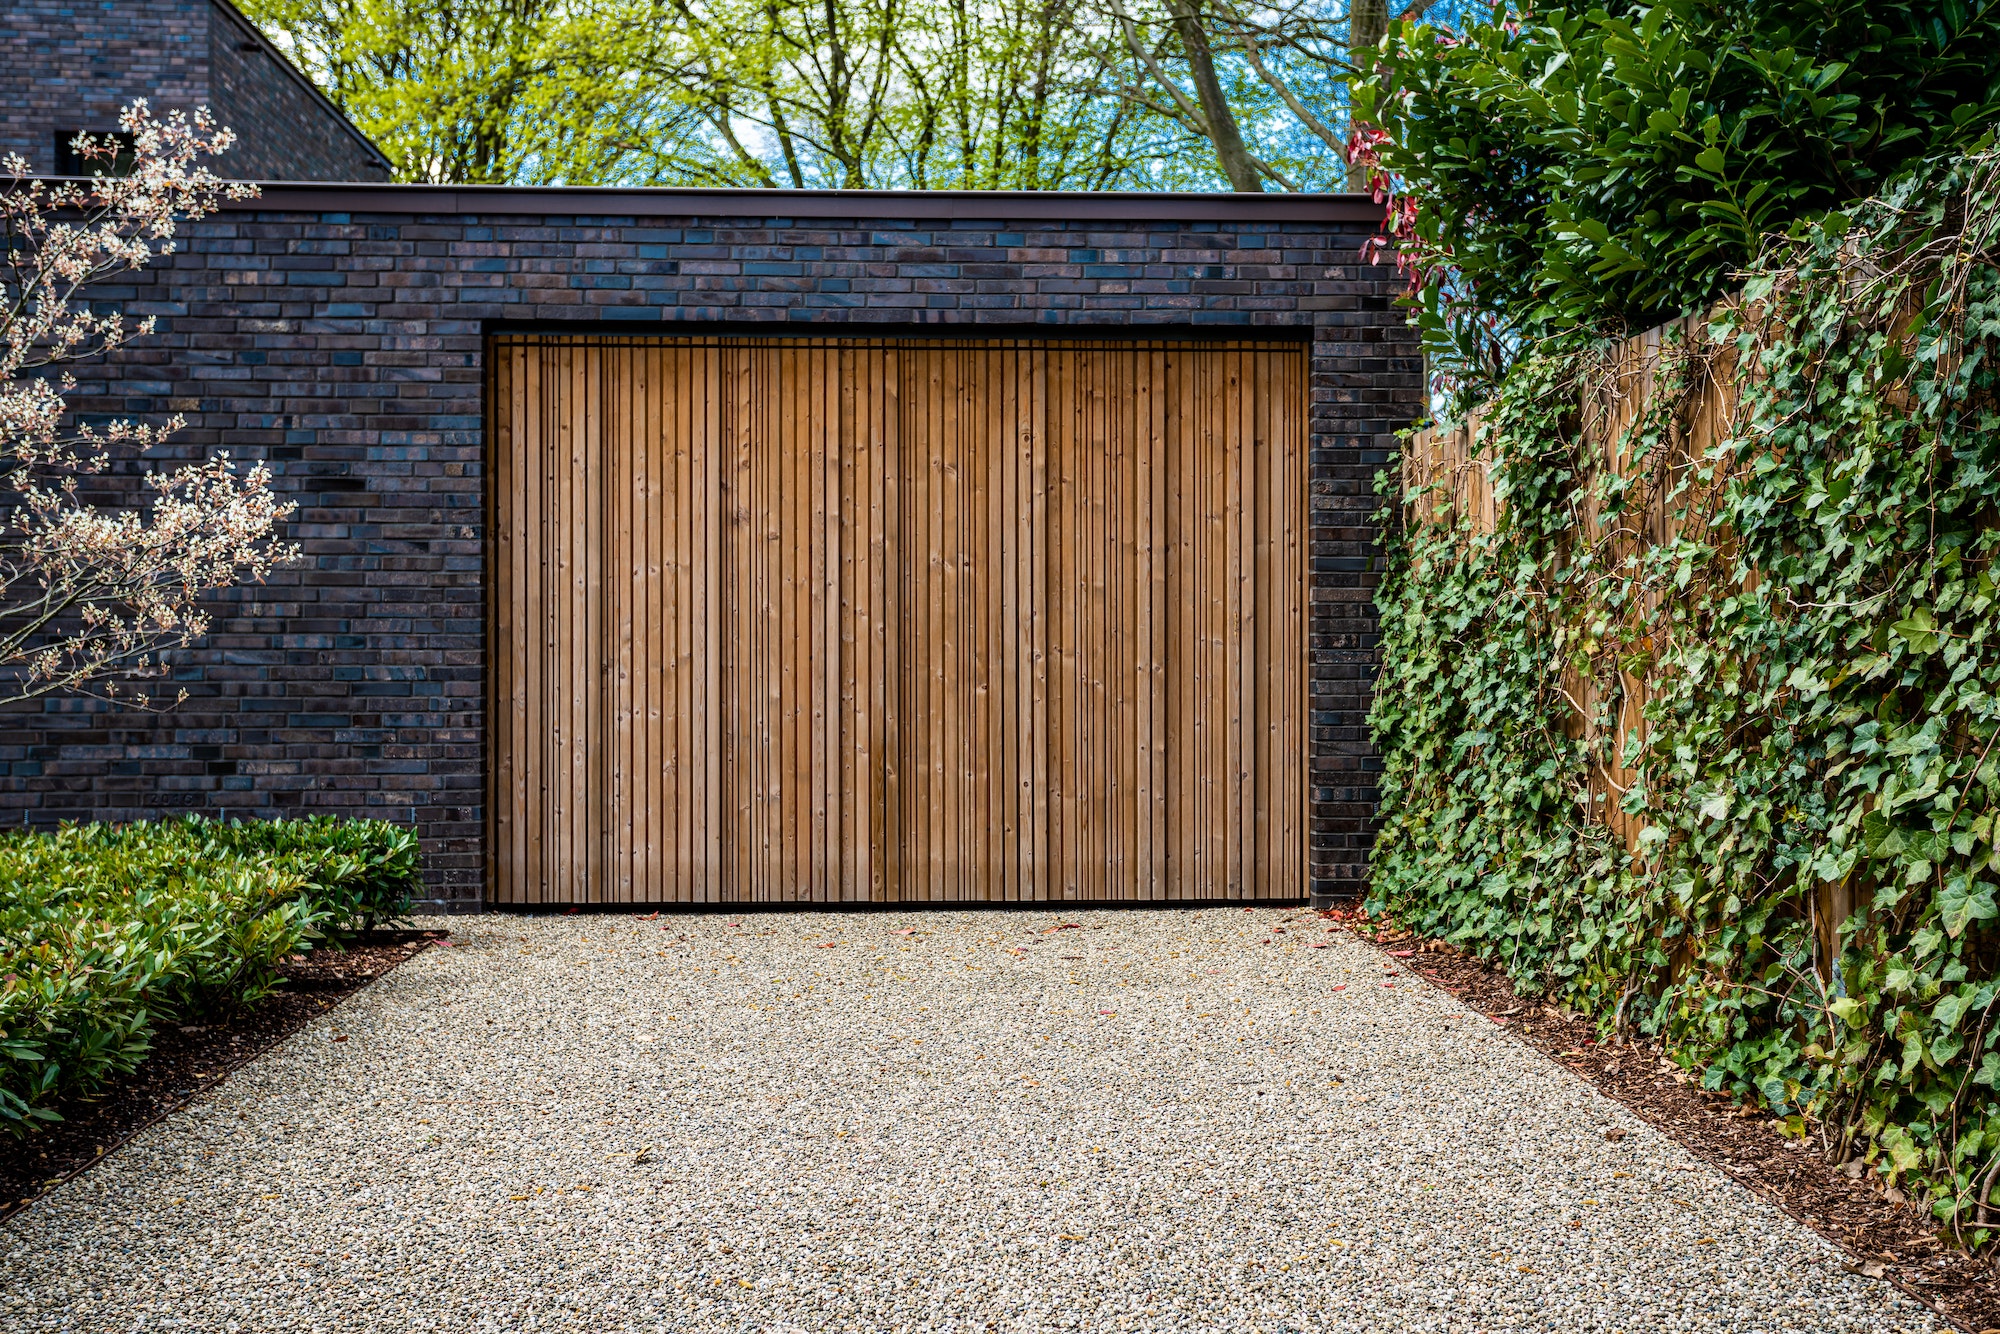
[1878,1125,1922,1180]
[1892,607,1940,653]
[1937,874,1997,938]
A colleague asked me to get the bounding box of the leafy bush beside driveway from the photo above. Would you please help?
[0,816,420,1134]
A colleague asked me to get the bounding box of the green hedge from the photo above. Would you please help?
[0,816,421,1134]
[1352,0,2000,408]
[1370,147,2000,1239]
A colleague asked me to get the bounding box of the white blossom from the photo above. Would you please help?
[0,103,294,707]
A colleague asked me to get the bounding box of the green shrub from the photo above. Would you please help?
[1352,0,2000,405]
[195,815,423,934]
[0,816,422,1135]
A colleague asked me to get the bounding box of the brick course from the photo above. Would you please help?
[2,0,388,181]
[9,187,1420,909]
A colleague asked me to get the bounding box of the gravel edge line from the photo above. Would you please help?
[0,931,446,1222]
[1329,908,2000,1334]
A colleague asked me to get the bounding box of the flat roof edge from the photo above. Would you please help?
[215,182,1387,224]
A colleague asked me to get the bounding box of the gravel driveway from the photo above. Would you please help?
[1,908,1941,1333]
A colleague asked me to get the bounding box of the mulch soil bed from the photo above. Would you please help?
[0,929,447,1223]
[1325,908,2000,1334]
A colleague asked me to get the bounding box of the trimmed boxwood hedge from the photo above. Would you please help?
[0,816,421,1134]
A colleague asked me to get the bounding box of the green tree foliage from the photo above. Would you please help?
[238,0,661,183]
[629,0,1171,189]
[1370,148,2000,1237]
[1105,0,1351,191]
[1351,0,2000,402]
[239,0,1405,189]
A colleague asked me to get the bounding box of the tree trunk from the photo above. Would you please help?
[1166,0,1263,192]
[1345,0,1389,191]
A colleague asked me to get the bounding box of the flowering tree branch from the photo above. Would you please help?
[0,101,296,708]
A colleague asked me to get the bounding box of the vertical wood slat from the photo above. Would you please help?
[489,335,1306,905]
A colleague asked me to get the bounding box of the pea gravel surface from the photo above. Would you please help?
[1,909,1942,1333]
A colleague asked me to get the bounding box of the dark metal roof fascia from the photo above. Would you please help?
[218,182,1388,224]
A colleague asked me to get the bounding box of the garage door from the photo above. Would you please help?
[488,335,1304,905]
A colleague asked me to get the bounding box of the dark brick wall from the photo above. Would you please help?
[2,0,208,172]
[15,188,1419,909]
[207,4,389,182]
[1,0,387,181]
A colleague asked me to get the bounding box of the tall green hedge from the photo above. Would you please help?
[1353,0,2000,405]
[0,816,421,1134]
[1369,148,2000,1239]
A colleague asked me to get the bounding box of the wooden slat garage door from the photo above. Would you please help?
[488,335,1304,904]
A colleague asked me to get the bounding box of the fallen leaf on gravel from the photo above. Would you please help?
[1842,1259,1886,1278]
[1099,1011,1115,1016]
[1517,1265,1538,1274]
[1060,1233,1085,1241]
[1603,1128,1627,1142]
[332,1035,349,1043]
[816,943,838,949]
[1330,984,1347,992]
[1309,943,1333,949]
[509,1195,528,1202]
[891,929,917,936]
[1380,982,1395,988]
[1388,950,1415,957]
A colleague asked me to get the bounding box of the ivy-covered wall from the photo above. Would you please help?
[1369,149,2000,1239]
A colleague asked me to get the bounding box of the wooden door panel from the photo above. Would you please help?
[490,336,1303,904]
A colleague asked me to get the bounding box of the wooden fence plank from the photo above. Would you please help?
[1401,314,1736,859]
